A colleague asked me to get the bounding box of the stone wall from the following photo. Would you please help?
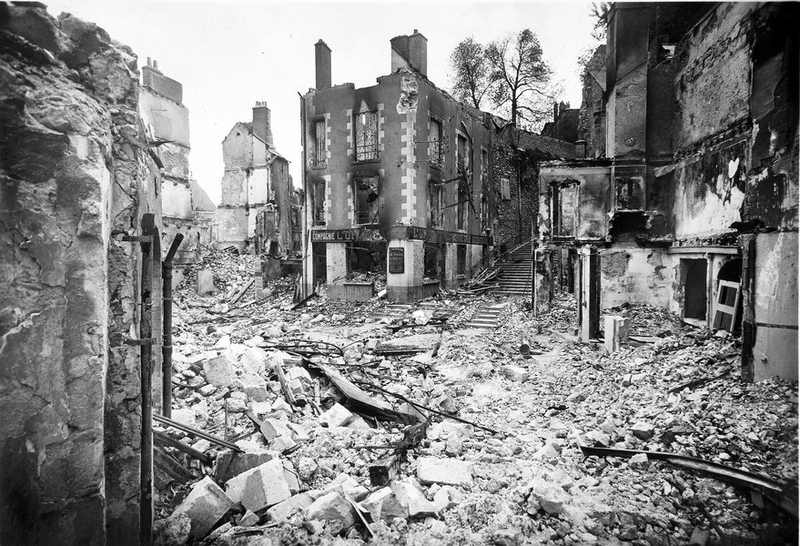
[0,5,161,544]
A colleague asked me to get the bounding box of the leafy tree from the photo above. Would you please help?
[485,29,551,127]
[449,29,553,129]
[449,37,493,110]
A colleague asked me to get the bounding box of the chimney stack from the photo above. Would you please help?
[390,30,427,77]
[252,101,273,148]
[315,39,331,89]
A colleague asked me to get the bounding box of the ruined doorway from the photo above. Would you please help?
[683,259,707,320]
[715,258,743,333]
[312,243,327,287]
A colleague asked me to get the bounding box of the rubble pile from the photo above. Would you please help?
[155,254,797,546]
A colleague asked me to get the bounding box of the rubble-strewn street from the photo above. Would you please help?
[153,251,798,545]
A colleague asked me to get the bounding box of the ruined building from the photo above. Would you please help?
[140,58,216,264]
[301,31,497,302]
[0,4,176,544]
[218,102,297,257]
[537,2,799,381]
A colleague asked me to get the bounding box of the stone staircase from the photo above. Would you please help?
[492,241,533,297]
[464,302,509,329]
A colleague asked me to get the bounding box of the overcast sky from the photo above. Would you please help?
[45,1,599,205]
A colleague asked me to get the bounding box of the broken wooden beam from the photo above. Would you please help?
[668,369,731,393]
[369,454,400,487]
[230,278,255,305]
[153,414,243,452]
[154,443,195,486]
[153,429,213,466]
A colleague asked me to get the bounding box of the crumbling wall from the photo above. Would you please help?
[0,5,161,544]
[599,247,671,309]
[673,3,756,150]
[492,142,536,250]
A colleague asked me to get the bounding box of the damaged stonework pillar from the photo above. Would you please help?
[533,244,552,315]
[326,243,347,299]
[604,315,630,353]
[386,239,424,302]
[578,246,600,341]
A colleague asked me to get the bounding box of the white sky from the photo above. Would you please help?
[44,1,599,205]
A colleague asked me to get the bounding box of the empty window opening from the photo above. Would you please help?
[429,181,442,227]
[424,243,440,280]
[481,192,488,231]
[313,119,326,166]
[552,182,579,237]
[312,180,326,226]
[429,120,443,168]
[457,244,467,275]
[616,177,644,210]
[347,241,386,276]
[500,177,511,200]
[353,176,380,225]
[457,134,468,172]
[458,181,469,230]
[683,258,708,320]
[354,111,378,161]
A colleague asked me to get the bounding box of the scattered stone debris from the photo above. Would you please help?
[152,251,798,545]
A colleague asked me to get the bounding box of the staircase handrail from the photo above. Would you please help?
[491,239,532,267]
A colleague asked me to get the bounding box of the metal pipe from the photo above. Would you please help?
[139,214,158,546]
[161,233,183,418]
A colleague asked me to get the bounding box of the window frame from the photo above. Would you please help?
[429,118,444,169]
[353,110,379,163]
[312,118,327,167]
[352,175,380,226]
[312,180,326,227]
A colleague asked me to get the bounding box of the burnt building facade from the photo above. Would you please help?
[300,32,495,302]
[140,59,216,264]
[218,102,296,256]
[538,3,799,381]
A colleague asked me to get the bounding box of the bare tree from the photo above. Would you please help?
[449,37,493,110]
[485,29,552,128]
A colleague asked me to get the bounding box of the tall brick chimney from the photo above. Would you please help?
[315,39,331,89]
[390,29,427,77]
[252,101,273,148]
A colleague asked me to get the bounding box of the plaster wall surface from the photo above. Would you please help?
[139,89,190,147]
[162,180,193,219]
[599,247,671,309]
[752,231,798,381]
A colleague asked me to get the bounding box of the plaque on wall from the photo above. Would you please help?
[388,247,405,274]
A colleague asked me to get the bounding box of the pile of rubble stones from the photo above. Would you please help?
[153,252,798,546]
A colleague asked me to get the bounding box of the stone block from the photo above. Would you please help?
[629,453,649,468]
[304,491,356,528]
[391,480,437,518]
[604,315,630,354]
[153,512,192,546]
[224,458,292,512]
[360,487,408,522]
[529,482,569,515]
[502,365,529,382]
[324,472,369,501]
[240,346,268,375]
[203,354,233,387]
[238,510,259,527]
[196,269,215,295]
[630,422,655,440]
[417,457,473,487]
[433,485,463,512]
[173,476,235,541]
[267,490,321,523]
[320,403,354,428]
